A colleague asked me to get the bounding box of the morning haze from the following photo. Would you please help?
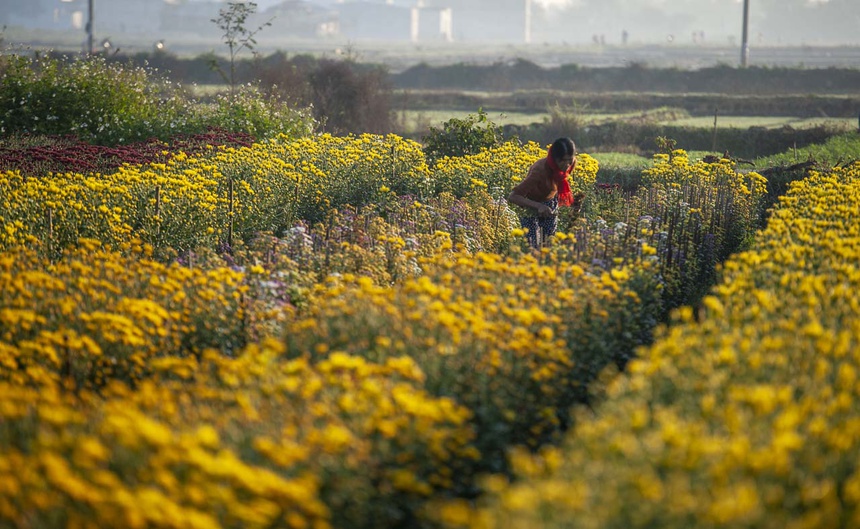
[2,0,859,68]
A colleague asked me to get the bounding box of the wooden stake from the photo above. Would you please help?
[228,178,234,250]
[155,185,162,238]
[712,108,719,152]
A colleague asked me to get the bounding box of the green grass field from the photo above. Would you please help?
[395,109,856,135]
[394,109,551,134]
[670,116,856,129]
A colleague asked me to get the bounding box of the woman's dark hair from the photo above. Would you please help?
[549,137,576,159]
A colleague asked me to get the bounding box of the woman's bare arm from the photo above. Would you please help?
[507,192,554,217]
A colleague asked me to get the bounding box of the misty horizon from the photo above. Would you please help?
[2,0,860,70]
[164,0,860,46]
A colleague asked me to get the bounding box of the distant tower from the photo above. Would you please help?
[524,0,532,44]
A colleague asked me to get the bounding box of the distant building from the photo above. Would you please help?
[30,0,170,34]
[334,0,451,43]
[98,0,164,35]
[412,7,453,43]
[336,2,412,41]
[260,1,340,39]
[21,0,524,45]
[163,1,338,40]
[13,0,89,31]
[420,0,530,43]
[161,1,223,38]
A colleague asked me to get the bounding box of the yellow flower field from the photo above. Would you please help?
[0,340,476,529]
[457,161,860,529]
[0,132,770,528]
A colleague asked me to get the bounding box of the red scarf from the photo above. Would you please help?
[546,149,574,206]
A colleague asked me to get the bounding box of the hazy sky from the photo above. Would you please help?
[533,0,860,46]
[5,0,859,48]
[237,0,860,46]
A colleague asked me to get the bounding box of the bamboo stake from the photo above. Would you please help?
[155,185,162,239]
[391,145,396,181]
[46,207,53,257]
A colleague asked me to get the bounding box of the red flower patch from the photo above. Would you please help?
[0,129,254,176]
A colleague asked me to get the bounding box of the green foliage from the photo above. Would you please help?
[750,132,860,220]
[199,85,315,140]
[307,59,393,135]
[754,131,860,168]
[248,53,396,135]
[655,135,678,156]
[538,101,588,142]
[422,109,502,164]
[0,54,194,145]
[0,54,315,145]
[591,152,651,190]
[505,119,846,160]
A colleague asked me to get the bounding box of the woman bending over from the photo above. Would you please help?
[507,137,580,247]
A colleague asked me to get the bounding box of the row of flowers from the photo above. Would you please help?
[0,239,661,528]
[0,134,551,255]
[0,134,762,303]
[0,129,254,176]
[0,135,769,528]
[0,343,474,529]
[455,161,860,528]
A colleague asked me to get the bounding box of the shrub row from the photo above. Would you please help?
[503,120,847,160]
[0,54,314,145]
[392,61,860,95]
[390,90,860,119]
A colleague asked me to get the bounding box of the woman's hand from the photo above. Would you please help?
[536,204,554,217]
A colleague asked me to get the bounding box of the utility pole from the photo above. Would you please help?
[524,0,532,44]
[86,0,94,54]
[740,0,750,67]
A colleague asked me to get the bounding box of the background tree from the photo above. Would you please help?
[255,54,394,136]
[308,59,392,135]
[211,1,273,100]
